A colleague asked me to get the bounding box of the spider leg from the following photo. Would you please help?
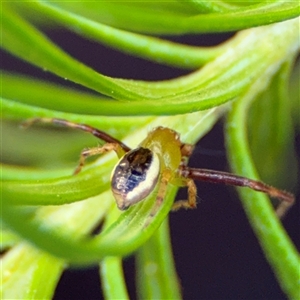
[275,201,294,218]
[74,143,124,175]
[21,117,131,153]
[172,178,197,211]
[169,142,198,211]
[180,143,194,166]
[180,143,194,158]
[144,169,172,227]
[180,166,295,218]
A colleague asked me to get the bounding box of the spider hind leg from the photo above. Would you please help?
[172,178,198,211]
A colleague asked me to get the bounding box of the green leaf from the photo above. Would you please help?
[247,61,298,190]
[289,59,300,130]
[100,256,130,300]
[136,220,181,299]
[183,0,243,13]
[2,17,299,114]
[1,186,176,265]
[26,1,300,34]
[2,4,143,100]
[0,229,20,251]
[1,190,113,299]
[13,1,222,69]
[226,61,300,299]
[99,207,130,300]
[1,244,64,300]
[1,2,299,298]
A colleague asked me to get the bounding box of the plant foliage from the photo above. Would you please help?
[1,1,299,299]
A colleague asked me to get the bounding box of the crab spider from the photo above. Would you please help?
[22,118,295,218]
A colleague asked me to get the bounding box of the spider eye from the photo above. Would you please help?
[111,147,160,210]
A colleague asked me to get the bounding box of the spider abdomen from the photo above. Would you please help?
[111,147,160,210]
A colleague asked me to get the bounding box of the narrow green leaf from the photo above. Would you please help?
[2,1,299,299]
[99,208,130,300]
[38,1,300,34]
[183,0,240,13]
[1,97,153,132]
[100,257,129,300]
[1,191,113,299]
[2,244,64,300]
[226,65,300,299]
[289,59,300,130]
[248,61,298,190]
[2,17,299,115]
[0,229,20,251]
[136,220,181,299]
[1,164,112,206]
[1,4,144,100]
[15,1,222,69]
[1,164,74,181]
[1,185,177,265]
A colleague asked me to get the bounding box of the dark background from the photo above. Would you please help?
[3,26,299,300]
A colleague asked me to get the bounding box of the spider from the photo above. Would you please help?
[22,118,294,218]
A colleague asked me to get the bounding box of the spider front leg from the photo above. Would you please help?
[179,166,295,218]
[74,143,125,175]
